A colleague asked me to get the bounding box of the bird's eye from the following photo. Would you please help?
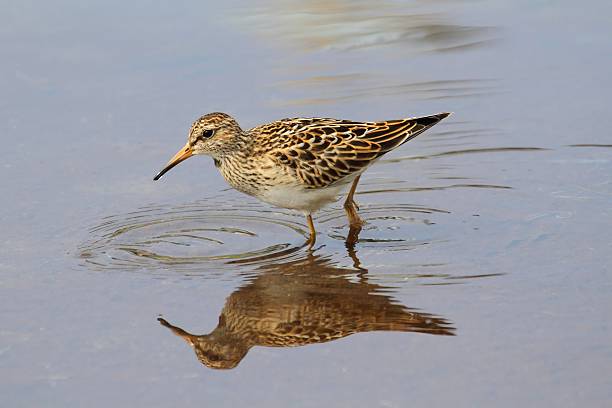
[207,353,221,362]
[195,129,215,143]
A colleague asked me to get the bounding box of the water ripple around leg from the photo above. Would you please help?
[78,198,309,274]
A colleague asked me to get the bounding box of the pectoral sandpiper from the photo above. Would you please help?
[154,112,450,246]
[158,251,453,369]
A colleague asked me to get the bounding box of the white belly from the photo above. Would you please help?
[218,155,363,214]
[260,182,350,214]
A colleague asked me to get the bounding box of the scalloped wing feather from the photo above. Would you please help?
[250,113,450,189]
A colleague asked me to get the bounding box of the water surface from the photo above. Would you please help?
[1,0,612,407]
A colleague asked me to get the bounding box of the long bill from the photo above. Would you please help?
[153,142,193,180]
[158,318,196,345]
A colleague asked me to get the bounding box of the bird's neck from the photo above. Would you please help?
[213,131,253,162]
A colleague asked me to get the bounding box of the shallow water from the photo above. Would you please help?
[2,0,612,406]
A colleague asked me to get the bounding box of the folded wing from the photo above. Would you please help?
[253,112,451,188]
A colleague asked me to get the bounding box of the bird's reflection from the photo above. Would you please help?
[159,247,454,369]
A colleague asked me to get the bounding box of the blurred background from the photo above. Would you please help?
[1,0,611,407]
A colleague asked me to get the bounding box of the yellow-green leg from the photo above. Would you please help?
[344,175,363,246]
[306,214,316,247]
[344,175,363,227]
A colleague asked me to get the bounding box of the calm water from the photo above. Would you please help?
[2,0,612,406]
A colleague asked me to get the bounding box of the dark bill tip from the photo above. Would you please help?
[153,144,193,181]
[153,159,186,180]
[153,165,173,180]
[153,166,172,181]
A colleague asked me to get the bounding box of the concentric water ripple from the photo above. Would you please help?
[78,196,455,275]
[78,198,310,273]
[318,203,450,249]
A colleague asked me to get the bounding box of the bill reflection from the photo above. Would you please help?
[159,250,454,369]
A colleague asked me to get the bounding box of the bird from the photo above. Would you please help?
[158,251,454,369]
[154,111,451,246]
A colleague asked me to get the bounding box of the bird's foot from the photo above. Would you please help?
[346,223,362,247]
[305,234,316,248]
[343,199,364,247]
[343,200,364,228]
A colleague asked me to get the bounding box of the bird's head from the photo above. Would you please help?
[191,332,249,370]
[158,317,249,370]
[154,112,242,180]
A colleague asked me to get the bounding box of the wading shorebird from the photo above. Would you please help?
[154,112,450,246]
[158,252,454,369]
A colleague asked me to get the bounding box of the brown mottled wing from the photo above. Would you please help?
[252,113,450,188]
